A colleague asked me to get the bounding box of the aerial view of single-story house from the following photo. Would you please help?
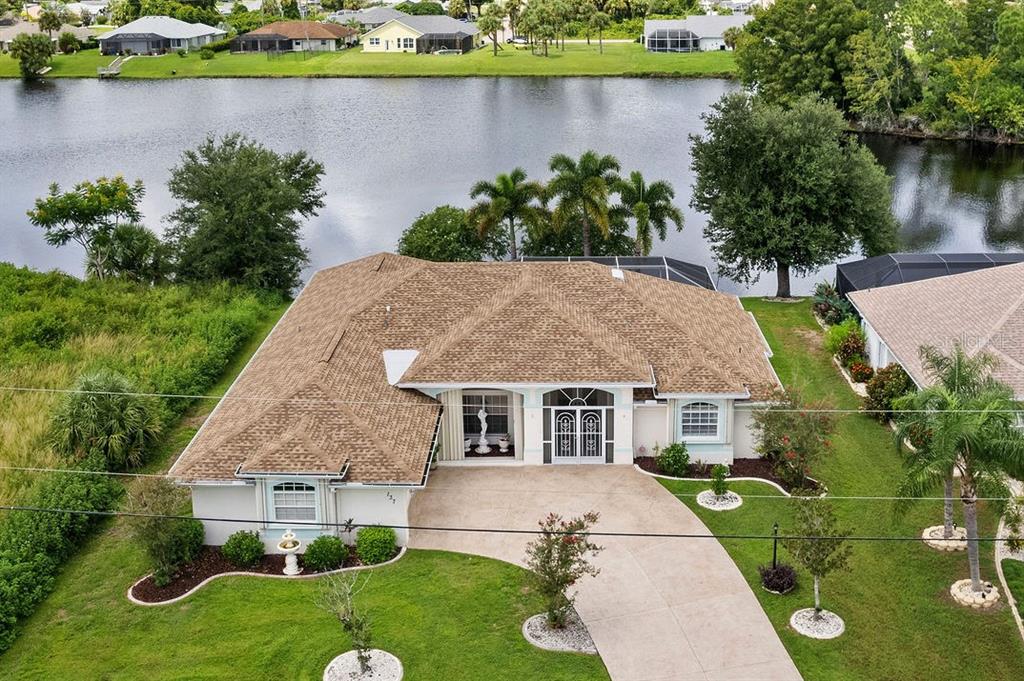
[235,21,358,52]
[169,254,780,551]
[836,252,1024,297]
[97,15,226,55]
[643,14,752,52]
[848,261,1024,401]
[329,6,407,32]
[361,15,480,54]
[0,19,93,52]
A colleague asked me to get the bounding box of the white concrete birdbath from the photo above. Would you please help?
[278,529,302,576]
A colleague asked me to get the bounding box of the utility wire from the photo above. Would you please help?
[1,465,1021,503]
[0,385,1021,414]
[0,504,1017,543]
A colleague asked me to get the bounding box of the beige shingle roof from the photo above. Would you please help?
[848,262,1024,398]
[171,254,778,483]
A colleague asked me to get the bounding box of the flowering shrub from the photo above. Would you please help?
[864,364,914,422]
[824,318,866,365]
[524,512,603,628]
[849,361,874,383]
[751,388,836,490]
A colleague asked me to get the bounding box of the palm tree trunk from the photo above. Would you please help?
[813,574,821,616]
[943,472,955,540]
[581,216,592,256]
[507,218,518,260]
[599,30,603,54]
[963,492,983,592]
[775,262,791,298]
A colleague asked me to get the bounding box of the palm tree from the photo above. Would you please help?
[468,168,546,260]
[894,344,1000,540]
[893,365,1024,593]
[614,171,683,256]
[546,151,621,256]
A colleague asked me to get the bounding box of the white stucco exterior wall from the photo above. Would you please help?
[732,405,758,459]
[336,487,413,546]
[190,484,260,547]
[632,404,671,458]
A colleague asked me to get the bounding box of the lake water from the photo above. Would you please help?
[2,78,1022,295]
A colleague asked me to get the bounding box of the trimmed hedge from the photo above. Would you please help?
[222,530,264,568]
[356,527,397,565]
[303,535,347,572]
[0,466,121,652]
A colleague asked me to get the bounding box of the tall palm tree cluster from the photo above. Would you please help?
[893,345,1024,595]
[468,150,683,259]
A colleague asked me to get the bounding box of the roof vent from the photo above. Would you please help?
[611,268,625,281]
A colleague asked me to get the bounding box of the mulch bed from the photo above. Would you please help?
[634,456,820,494]
[130,546,367,604]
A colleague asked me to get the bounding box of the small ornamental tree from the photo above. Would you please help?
[317,574,374,675]
[524,511,603,628]
[9,33,55,81]
[710,464,729,497]
[127,477,205,586]
[782,497,852,619]
[751,388,836,490]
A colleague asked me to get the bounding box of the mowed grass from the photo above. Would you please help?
[656,298,1024,681]
[1004,559,1024,620]
[0,43,737,79]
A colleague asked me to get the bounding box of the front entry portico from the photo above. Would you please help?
[544,388,613,464]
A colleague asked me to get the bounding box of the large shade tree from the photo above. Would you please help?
[468,167,547,260]
[613,171,683,256]
[546,150,621,257]
[892,354,1024,594]
[689,92,898,297]
[397,205,507,261]
[166,133,324,296]
[8,33,55,81]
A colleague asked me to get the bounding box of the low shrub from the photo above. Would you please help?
[849,361,874,383]
[355,527,397,565]
[176,47,187,57]
[811,281,853,325]
[823,318,865,364]
[864,363,914,422]
[836,330,866,367]
[710,464,729,496]
[199,47,214,60]
[207,36,234,53]
[304,535,348,572]
[127,477,205,586]
[656,442,690,477]
[758,563,797,594]
[222,530,264,568]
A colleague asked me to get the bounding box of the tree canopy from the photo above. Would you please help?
[397,205,506,261]
[689,93,898,297]
[165,133,324,296]
[9,33,55,81]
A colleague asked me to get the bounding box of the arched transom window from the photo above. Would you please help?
[680,402,719,439]
[272,482,317,522]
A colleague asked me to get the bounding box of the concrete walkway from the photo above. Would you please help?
[409,466,801,681]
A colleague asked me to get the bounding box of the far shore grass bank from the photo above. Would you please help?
[0,43,737,79]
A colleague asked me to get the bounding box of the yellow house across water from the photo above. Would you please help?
[361,15,481,54]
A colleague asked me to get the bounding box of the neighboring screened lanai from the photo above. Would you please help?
[520,256,716,291]
[836,253,1024,297]
[646,27,700,52]
[417,31,475,53]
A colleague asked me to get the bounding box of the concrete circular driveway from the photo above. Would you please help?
[409,466,801,681]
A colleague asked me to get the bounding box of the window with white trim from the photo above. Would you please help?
[463,393,510,437]
[402,37,414,49]
[680,402,719,439]
[272,482,317,521]
[369,37,380,46]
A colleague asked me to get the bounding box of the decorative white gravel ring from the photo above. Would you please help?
[921,525,968,552]
[522,612,598,655]
[790,608,845,639]
[323,649,403,681]
[696,490,743,511]
[950,578,1001,609]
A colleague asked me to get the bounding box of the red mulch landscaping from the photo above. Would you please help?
[634,456,820,494]
[130,546,365,604]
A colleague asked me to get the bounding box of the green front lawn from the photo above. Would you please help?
[0,43,736,79]
[656,298,1024,681]
[1004,559,1024,620]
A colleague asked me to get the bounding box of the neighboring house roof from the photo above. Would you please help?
[836,252,1024,297]
[170,254,778,484]
[0,20,93,43]
[364,15,480,38]
[520,255,716,291]
[644,15,752,38]
[98,15,226,41]
[240,21,358,40]
[330,7,407,25]
[848,262,1024,399]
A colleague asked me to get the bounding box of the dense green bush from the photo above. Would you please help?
[864,363,915,422]
[222,530,264,568]
[656,442,690,477]
[207,36,234,53]
[824,318,865,365]
[199,47,214,60]
[812,281,853,325]
[710,464,729,496]
[0,466,121,653]
[303,535,348,572]
[355,527,397,565]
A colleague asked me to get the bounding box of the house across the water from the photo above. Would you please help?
[361,15,481,54]
[235,21,359,52]
[643,15,751,52]
[170,254,780,551]
[98,15,225,55]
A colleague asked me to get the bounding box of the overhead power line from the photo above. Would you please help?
[0,504,1018,543]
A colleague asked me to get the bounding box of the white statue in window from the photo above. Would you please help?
[475,406,491,454]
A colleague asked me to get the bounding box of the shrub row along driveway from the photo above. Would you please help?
[409,466,801,681]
